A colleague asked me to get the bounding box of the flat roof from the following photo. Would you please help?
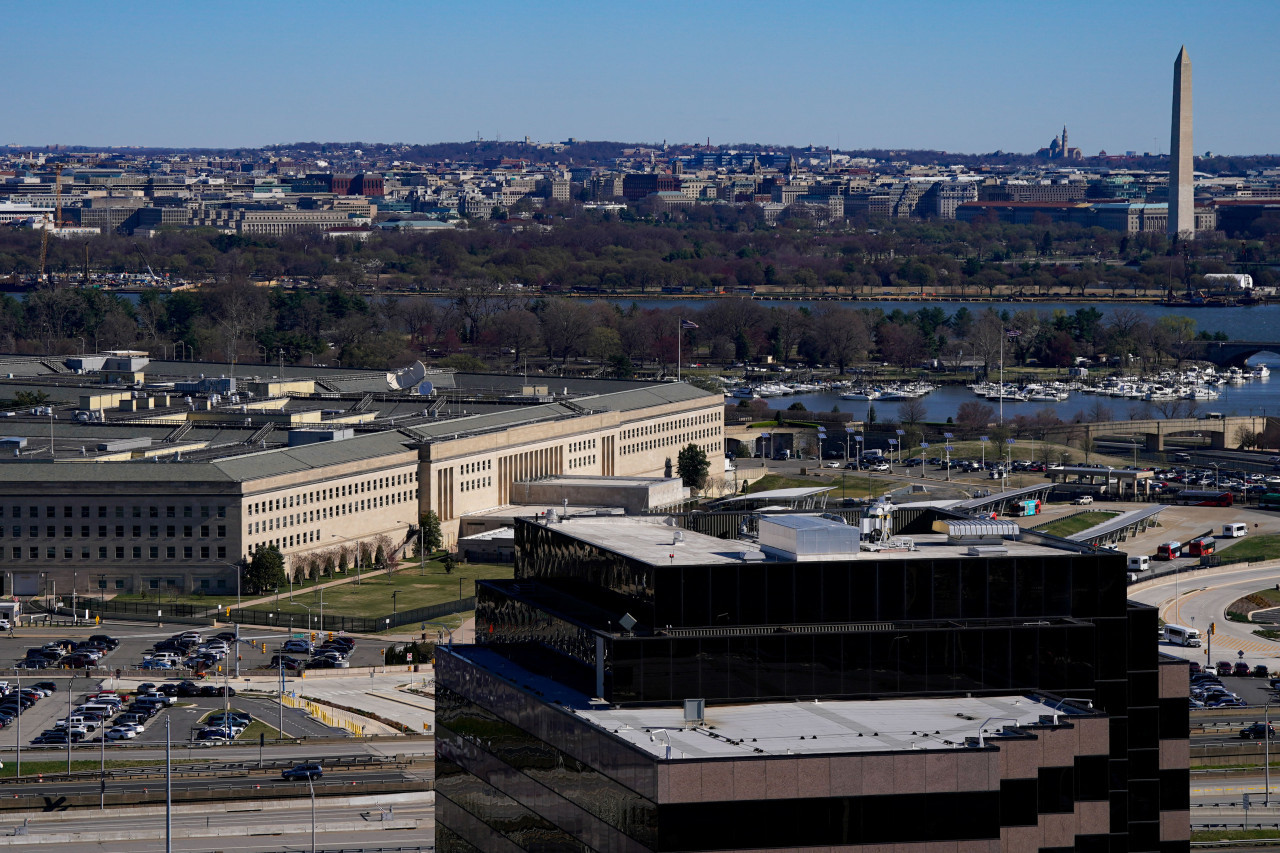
[522,474,676,489]
[537,516,1072,566]
[578,694,1071,759]
[449,646,1075,760]
[1066,504,1166,542]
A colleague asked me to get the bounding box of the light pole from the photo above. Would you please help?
[844,427,854,464]
[979,435,988,470]
[14,672,19,779]
[392,590,399,624]
[943,433,954,482]
[165,717,172,853]
[307,774,316,853]
[895,429,905,466]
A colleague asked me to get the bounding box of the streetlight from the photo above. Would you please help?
[844,427,855,464]
[307,773,317,853]
[895,429,905,466]
[943,433,954,482]
[391,590,399,624]
[979,435,989,470]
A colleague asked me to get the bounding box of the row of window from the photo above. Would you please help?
[461,478,491,493]
[622,427,721,456]
[2,525,227,540]
[620,412,718,442]
[568,455,596,469]
[1,545,228,561]
[568,439,596,453]
[249,530,320,553]
[4,505,227,520]
[462,460,491,476]
[248,489,415,535]
[246,472,416,517]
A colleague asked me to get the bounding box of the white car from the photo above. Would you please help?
[0,619,9,631]
[106,726,137,740]
[823,461,841,469]
[1073,495,1094,505]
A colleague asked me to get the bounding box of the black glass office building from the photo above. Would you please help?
[436,509,1189,852]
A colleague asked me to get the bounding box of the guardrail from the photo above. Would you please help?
[0,753,412,786]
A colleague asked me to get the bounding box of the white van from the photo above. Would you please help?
[1222,522,1248,538]
[1164,624,1202,647]
[1127,555,1150,573]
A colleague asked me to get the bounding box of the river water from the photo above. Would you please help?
[770,375,1280,425]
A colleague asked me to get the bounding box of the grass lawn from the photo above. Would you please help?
[1034,511,1119,538]
[741,472,897,500]
[1192,828,1280,843]
[0,759,162,779]
[244,559,512,619]
[1220,534,1280,565]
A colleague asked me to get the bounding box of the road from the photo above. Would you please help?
[1130,563,1280,666]
[0,766,425,800]
[0,792,434,851]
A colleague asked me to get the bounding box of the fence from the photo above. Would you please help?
[88,599,212,619]
[282,693,365,735]
[227,596,476,634]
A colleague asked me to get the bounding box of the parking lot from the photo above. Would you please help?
[0,622,382,750]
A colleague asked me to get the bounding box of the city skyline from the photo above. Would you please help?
[9,0,1280,155]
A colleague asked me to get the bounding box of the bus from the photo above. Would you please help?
[1168,490,1233,507]
[1260,493,1280,511]
[1164,624,1202,647]
[1186,536,1215,558]
[1155,541,1182,560]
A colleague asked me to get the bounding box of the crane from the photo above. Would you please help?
[36,164,65,287]
[133,242,162,288]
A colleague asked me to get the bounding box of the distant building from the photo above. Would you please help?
[1036,125,1084,160]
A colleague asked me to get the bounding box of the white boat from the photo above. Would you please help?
[1254,365,1271,378]
[841,389,880,401]
[730,387,758,399]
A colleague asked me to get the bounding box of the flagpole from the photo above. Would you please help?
[678,317,682,382]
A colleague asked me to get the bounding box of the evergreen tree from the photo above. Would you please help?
[676,443,711,491]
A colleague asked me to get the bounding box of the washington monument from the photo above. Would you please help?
[1169,45,1194,238]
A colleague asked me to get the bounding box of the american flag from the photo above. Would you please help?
[681,320,699,329]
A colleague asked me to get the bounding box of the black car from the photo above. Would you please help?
[32,681,58,693]
[282,763,323,781]
[88,635,119,649]
[1241,723,1276,739]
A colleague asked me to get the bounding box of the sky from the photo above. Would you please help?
[9,0,1279,155]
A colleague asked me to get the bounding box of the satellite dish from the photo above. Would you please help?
[416,381,434,396]
[387,360,428,391]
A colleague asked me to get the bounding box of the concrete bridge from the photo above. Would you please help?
[1185,340,1280,367]
[1045,414,1271,451]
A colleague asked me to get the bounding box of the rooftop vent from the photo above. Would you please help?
[683,698,705,725]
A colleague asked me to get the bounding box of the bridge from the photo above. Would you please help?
[1185,340,1280,367]
[1044,414,1272,452]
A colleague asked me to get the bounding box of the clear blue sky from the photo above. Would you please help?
[10,0,1278,155]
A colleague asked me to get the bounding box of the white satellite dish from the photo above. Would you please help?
[386,360,428,391]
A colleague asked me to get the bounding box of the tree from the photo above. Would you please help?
[243,547,285,594]
[443,552,456,575]
[955,401,995,432]
[12,390,49,408]
[419,510,443,555]
[676,443,711,492]
[338,549,350,575]
[897,397,927,428]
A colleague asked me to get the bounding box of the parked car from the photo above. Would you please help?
[1073,495,1094,506]
[1235,662,1253,678]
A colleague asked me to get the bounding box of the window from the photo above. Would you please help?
[46,525,55,538]
[29,547,37,559]
[114,507,124,518]
[114,525,124,538]
[81,506,90,518]
[98,507,107,518]
[217,546,226,559]
[114,547,124,559]
[63,506,72,518]
[63,547,72,559]
[200,526,209,538]
[149,579,159,590]
[98,547,107,559]
[166,525,175,538]
[200,579,210,589]
[183,546,192,559]
[200,506,210,518]
[10,548,18,559]
[217,506,226,518]
[81,548,89,559]
[149,506,158,518]
[45,546,55,558]
[132,526,141,538]
[149,525,158,538]
[63,526,71,538]
[166,506,175,518]
[200,546,209,559]
[183,526,192,538]
[46,506,54,518]
[114,579,124,589]
[132,546,142,559]
[183,507,192,518]
[132,506,142,518]
[149,546,158,559]
[166,546,175,559]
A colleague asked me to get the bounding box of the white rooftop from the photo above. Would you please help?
[576,694,1073,760]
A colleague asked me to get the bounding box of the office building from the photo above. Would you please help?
[436,510,1189,852]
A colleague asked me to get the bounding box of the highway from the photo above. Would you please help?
[0,791,434,851]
